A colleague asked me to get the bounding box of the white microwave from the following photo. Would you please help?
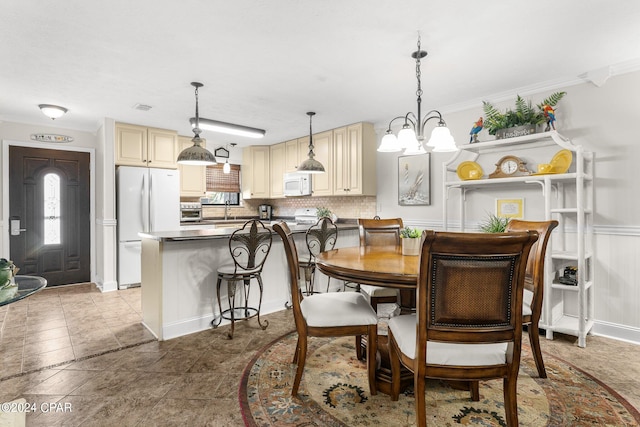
[283,172,312,196]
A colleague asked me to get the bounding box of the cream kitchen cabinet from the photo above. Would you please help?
[309,130,333,196]
[442,131,594,347]
[242,145,270,199]
[285,138,307,172]
[115,123,178,169]
[178,136,208,197]
[332,122,377,196]
[270,142,286,198]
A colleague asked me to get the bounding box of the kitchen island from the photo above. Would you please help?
[139,222,359,340]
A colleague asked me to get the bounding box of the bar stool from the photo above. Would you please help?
[211,220,272,339]
[299,217,338,295]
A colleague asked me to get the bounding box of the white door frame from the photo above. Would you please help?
[2,139,96,284]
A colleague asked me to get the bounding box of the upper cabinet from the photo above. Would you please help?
[243,121,376,199]
[115,123,178,169]
[270,142,286,198]
[332,122,377,196]
[284,138,307,172]
[242,145,270,199]
[310,130,333,196]
[178,136,207,197]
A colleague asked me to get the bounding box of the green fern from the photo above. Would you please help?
[482,92,567,135]
[537,91,567,109]
[515,95,543,124]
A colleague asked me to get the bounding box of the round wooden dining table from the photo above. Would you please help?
[316,245,418,395]
[315,245,418,289]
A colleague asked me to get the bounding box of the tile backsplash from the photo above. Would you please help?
[200,196,377,221]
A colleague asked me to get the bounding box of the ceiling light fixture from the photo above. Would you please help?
[189,118,266,139]
[297,112,325,174]
[177,82,217,166]
[38,104,68,120]
[377,34,458,154]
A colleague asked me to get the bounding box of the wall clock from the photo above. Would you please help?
[488,155,530,178]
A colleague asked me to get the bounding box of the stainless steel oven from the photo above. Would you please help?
[180,202,202,222]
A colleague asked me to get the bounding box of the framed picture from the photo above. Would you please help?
[398,153,430,206]
[496,198,524,219]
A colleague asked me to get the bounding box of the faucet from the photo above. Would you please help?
[224,201,230,221]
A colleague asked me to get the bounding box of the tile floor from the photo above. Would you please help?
[1,284,639,426]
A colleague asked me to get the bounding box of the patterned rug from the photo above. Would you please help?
[240,332,640,426]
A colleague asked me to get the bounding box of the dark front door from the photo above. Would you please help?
[9,146,91,286]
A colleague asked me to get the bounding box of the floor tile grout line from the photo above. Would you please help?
[0,337,157,382]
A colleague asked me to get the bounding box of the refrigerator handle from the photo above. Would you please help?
[149,173,154,232]
[142,173,149,232]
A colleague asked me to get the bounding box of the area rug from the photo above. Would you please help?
[240,332,640,426]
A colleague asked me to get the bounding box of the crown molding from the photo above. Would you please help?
[439,57,640,115]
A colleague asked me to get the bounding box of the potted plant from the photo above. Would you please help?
[0,258,18,302]
[400,227,422,256]
[316,207,337,222]
[479,213,510,233]
[482,92,566,139]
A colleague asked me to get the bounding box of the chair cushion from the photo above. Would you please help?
[388,314,508,366]
[360,284,399,298]
[217,264,261,275]
[522,289,533,316]
[300,292,378,327]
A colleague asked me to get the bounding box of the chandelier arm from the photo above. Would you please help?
[420,110,446,129]
[386,115,411,131]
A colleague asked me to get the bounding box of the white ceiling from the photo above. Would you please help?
[2,0,640,147]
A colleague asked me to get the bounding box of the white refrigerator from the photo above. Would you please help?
[117,166,180,288]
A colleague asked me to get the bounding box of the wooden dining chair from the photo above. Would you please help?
[357,218,403,311]
[273,222,379,397]
[388,230,538,427]
[506,219,559,378]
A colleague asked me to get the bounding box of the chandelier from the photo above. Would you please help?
[377,35,458,154]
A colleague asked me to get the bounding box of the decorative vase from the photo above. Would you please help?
[401,238,420,256]
[495,124,537,140]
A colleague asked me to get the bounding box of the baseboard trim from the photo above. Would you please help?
[160,300,288,341]
[591,320,640,345]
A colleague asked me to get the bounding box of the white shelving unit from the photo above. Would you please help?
[442,131,594,347]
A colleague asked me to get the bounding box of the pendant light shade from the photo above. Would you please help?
[426,125,458,152]
[177,82,217,166]
[297,112,325,174]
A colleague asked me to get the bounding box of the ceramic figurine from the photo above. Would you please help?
[542,104,557,131]
[469,117,483,143]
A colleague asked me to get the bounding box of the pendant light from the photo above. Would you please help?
[377,34,458,154]
[177,82,217,165]
[297,112,325,174]
[223,143,236,174]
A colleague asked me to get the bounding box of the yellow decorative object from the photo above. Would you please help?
[456,161,483,180]
[550,149,572,173]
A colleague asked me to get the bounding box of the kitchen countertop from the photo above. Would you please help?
[141,222,359,242]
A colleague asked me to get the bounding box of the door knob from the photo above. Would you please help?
[10,218,26,236]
